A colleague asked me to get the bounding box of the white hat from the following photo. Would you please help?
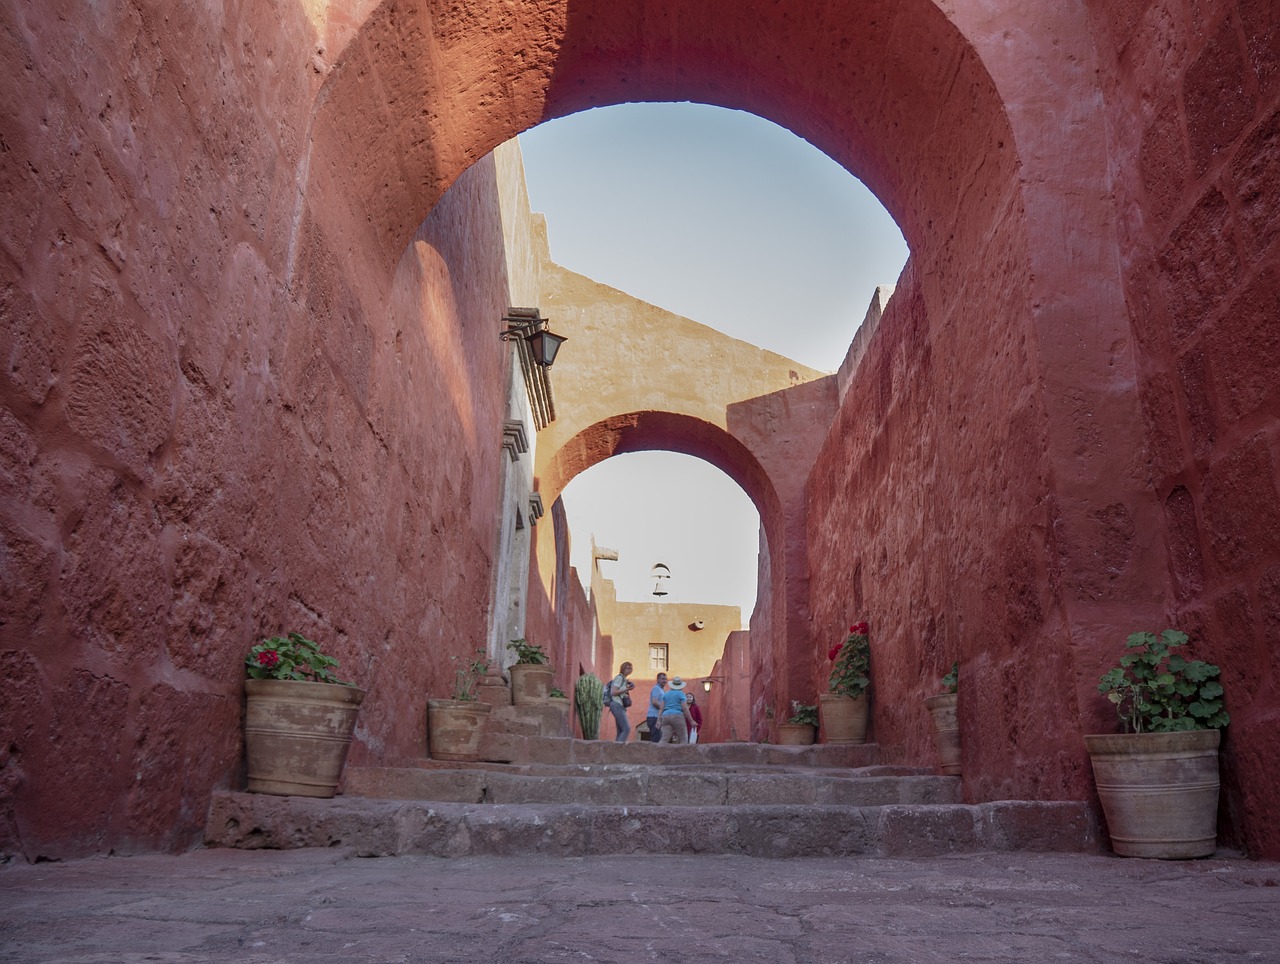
[669,676,686,690]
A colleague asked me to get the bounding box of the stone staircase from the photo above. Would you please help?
[204,734,1101,858]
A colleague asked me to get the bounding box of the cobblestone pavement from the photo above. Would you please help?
[3,848,1279,962]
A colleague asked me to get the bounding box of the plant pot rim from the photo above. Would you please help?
[244,678,365,703]
[1084,729,1221,752]
[924,692,958,708]
[427,698,493,711]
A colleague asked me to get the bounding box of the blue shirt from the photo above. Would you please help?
[648,684,665,718]
[661,689,688,715]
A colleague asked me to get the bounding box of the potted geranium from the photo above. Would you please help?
[820,621,871,744]
[427,649,493,761]
[243,632,365,798]
[924,661,960,775]
[1084,629,1229,858]
[507,637,554,705]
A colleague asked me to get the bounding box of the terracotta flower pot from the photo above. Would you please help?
[427,699,493,761]
[1084,729,1221,859]
[777,722,816,745]
[243,679,365,798]
[819,693,869,744]
[924,692,961,775]
[509,663,554,705]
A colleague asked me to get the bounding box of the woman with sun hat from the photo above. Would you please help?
[658,675,695,744]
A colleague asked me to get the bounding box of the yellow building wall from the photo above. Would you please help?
[589,554,741,685]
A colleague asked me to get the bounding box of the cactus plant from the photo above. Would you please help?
[574,673,604,740]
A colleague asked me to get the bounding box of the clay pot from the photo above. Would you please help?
[924,692,961,775]
[819,693,869,744]
[776,722,816,745]
[509,663,554,705]
[243,679,365,798]
[548,696,572,736]
[1084,729,1221,859]
[427,699,493,761]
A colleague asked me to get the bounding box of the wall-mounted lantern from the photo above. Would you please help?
[500,307,567,368]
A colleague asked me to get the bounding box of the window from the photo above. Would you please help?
[649,643,669,672]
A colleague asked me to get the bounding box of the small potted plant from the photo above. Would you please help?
[778,701,819,745]
[1084,629,1229,859]
[243,632,365,798]
[507,637,554,705]
[427,649,493,761]
[820,621,871,744]
[924,660,960,775]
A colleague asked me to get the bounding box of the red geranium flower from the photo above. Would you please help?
[257,649,280,669]
[828,643,844,661]
[852,621,869,635]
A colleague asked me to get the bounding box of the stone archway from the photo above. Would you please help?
[297,0,1147,754]
[529,258,840,733]
[24,0,1280,858]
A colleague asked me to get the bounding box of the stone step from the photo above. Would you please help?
[343,764,960,807]
[471,734,881,768]
[205,791,1100,858]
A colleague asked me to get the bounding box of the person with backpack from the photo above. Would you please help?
[658,676,696,744]
[603,662,635,742]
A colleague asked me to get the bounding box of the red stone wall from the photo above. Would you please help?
[524,499,603,702]
[802,0,1280,860]
[1084,0,1280,857]
[805,249,1074,784]
[0,3,516,860]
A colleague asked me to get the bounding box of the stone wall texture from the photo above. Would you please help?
[0,0,520,860]
[1,0,1278,860]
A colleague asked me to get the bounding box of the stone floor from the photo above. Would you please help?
[3,847,1279,962]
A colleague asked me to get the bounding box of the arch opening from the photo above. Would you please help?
[560,451,761,616]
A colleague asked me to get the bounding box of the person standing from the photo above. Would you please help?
[646,672,668,743]
[687,692,704,744]
[658,676,695,744]
[606,662,635,743]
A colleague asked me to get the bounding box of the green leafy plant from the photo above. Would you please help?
[941,661,958,695]
[451,649,489,701]
[787,701,819,726]
[1097,630,1229,733]
[574,673,604,739]
[507,638,550,665]
[828,621,871,698]
[246,633,349,685]
[549,687,567,699]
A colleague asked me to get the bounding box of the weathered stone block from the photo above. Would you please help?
[1202,437,1280,575]
[876,805,980,857]
[1159,190,1240,340]
[1206,267,1280,424]
[343,766,487,803]
[1184,15,1257,177]
[650,772,726,806]
[733,806,875,858]
[725,775,816,806]
[980,800,1102,852]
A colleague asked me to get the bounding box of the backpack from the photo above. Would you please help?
[602,675,617,706]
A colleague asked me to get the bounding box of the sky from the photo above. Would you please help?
[518,103,909,616]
